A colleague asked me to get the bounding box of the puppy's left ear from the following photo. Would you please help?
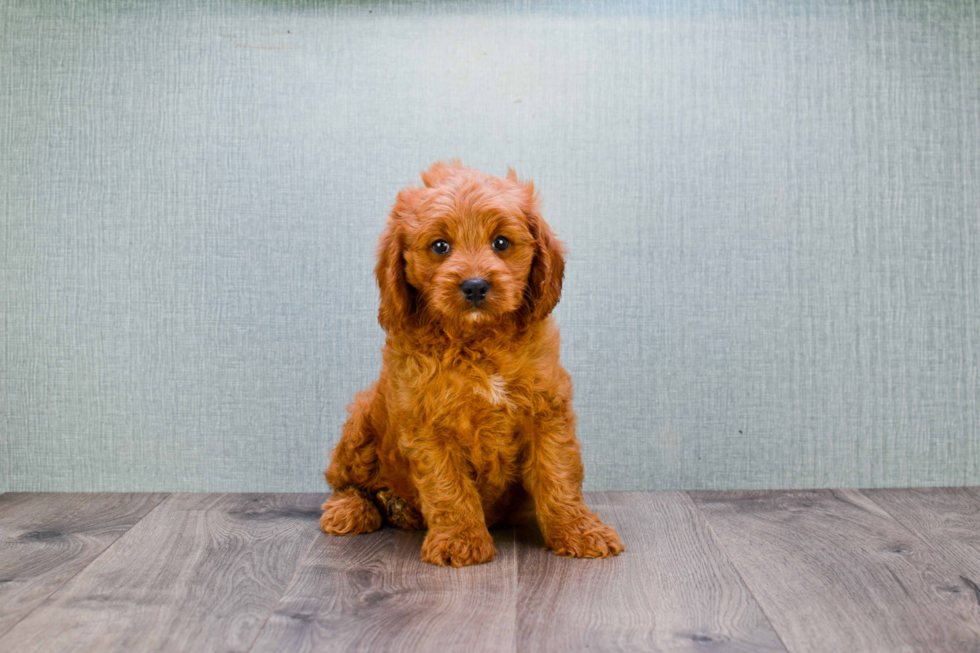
[519,178,566,322]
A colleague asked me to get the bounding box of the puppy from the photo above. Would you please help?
[320,160,623,567]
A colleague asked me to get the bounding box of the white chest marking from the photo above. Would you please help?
[478,374,513,409]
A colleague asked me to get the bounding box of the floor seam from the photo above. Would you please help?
[512,525,519,653]
[684,491,796,653]
[0,492,173,642]
[858,487,980,603]
[244,511,320,653]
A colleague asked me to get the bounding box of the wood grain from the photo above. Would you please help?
[865,487,980,601]
[693,489,980,653]
[6,490,980,652]
[0,492,168,637]
[0,493,322,653]
[516,492,786,652]
[250,525,518,653]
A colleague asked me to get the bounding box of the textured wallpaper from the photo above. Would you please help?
[2,0,978,492]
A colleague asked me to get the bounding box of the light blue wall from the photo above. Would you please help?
[2,0,978,492]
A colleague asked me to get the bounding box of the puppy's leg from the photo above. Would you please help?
[522,410,624,558]
[321,388,382,535]
[406,436,496,567]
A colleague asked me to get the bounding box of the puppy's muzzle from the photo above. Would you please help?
[460,278,490,307]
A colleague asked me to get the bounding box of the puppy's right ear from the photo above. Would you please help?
[375,188,420,332]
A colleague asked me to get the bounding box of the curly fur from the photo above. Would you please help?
[321,160,623,566]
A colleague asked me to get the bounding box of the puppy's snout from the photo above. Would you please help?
[460,278,490,306]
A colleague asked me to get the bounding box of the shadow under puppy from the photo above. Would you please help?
[321,160,623,567]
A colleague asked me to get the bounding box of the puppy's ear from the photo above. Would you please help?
[376,188,420,332]
[520,180,566,322]
[421,159,463,188]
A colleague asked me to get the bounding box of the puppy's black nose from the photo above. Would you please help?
[460,278,490,306]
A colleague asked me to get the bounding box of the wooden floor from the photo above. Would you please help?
[2,490,980,652]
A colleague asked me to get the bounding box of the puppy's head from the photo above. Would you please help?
[376,160,565,333]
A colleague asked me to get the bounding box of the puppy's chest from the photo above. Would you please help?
[431,364,526,454]
[404,351,534,426]
[442,361,527,417]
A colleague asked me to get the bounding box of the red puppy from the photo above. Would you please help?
[321,160,623,567]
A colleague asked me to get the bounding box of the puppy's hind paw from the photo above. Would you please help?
[420,526,496,567]
[320,489,382,535]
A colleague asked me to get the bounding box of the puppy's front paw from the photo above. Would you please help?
[546,514,624,559]
[420,526,496,567]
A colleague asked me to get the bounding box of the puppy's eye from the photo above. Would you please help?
[492,236,510,252]
[431,240,451,255]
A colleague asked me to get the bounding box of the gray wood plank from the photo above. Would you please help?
[0,492,168,637]
[516,492,787,653]
[693,489,980,653]
[0,493,322,653]
[865,487,980,599]
[250,525,517,652]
